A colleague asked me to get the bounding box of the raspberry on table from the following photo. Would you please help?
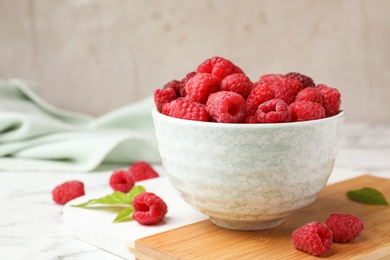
[133,192,168,225]
[206,91,247,123]
[197,56,241,82]
[162,98,210,122]
[295,87,323,106]
[220,73,253,99]
[289,101,325,122]
[270,77,303,105]
[316,84,341,117]
[52,180,85,205]
[109,170,135,193]
[284,72,315,89]
[154,87,177,112]
[257,73,284,87]
[185,72,220,104]
[255,98,290,123]
[326,213,364,243]
[128,161,159,182]
[245,85,275,116]
[291,221,333,256]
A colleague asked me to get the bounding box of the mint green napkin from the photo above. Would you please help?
[0,79,161,172]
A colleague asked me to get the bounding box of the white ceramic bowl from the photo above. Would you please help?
[152,108,345,230]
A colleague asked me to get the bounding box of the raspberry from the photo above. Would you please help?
[109,170,135,193]
[162,98,210,122]
[284,72,315,88]
[316,84,341,117]
[245,85,275,116]
[220,73,253,99]
[270,77,303,105]
[206,91,247,123]
[257,73,284,87]
[326,213,364,243]
[179,71,197,97]
[291,222,333,256]
[128,161,159,182]
[295,87,323,106]
[289,101,325,122]
[52,180,85,205]
[133,192,168,225]
[154,87,177,112]
[197,56,240,81]
[255,98,290,123]
[185,73,220,104]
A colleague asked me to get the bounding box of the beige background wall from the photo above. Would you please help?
[1,0,389,123]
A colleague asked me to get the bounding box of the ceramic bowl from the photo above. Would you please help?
[152,108,345,230]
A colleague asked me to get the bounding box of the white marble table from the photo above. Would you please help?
[1,122,389,260]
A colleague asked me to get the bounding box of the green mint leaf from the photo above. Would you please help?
[129,185,147,200]
[347,187,389,206]
[113,206,134,223]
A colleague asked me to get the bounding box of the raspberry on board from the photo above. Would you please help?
[205,91,247,123]
[295,87,323,106]
[289,101,325,122]
[109,170,135,193]
[245,85,275,116]
[316,84,341,117]
[255,98,290,123]
[154,87,177,112]
[185,73,220,104]
[220,73,253,99]
[270,77,303,105]
[257,73,284,87]
[162,98,210,122]
[52,180,85,205]
[326,213,365,243]
[291,221,333,257]
[128,161,159,182]
[133,192,168,225]
[197,56,241,82]
[284,72,315,89]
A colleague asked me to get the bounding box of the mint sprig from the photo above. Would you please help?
[72,185,146,223]
[346,187,389,206]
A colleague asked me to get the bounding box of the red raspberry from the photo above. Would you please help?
[326,213,364,243]
[179,71,197,97]
[197,56,240,81]
[162,79,182,97]
[220,73,253,99]
[270,77,303,105]
[245,85,275,116]
[284,72,315,88]
[185,73,220,104]
[52,180,85,205]
[154,87,177,112]
[109,170,135,193]
[291,222,333,257]
[255,98,290,123]
[206,91,247,123]
[289,101,325,122]
[257,73,284,87]
[128,161,159,182]
[162,98,210,122]
[316,84,341,117]
[133,192,168,225]
[295,87,323,106]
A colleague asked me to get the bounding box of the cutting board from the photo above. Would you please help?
[135,175,390,259]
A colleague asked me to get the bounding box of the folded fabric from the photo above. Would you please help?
[0,79,161,172]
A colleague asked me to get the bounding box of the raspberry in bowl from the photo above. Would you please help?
[152,57,345,230]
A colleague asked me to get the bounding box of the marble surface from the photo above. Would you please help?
[1,122,390,260]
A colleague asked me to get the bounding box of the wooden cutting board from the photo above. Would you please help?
[135,175,390,259]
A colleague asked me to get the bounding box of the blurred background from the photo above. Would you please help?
[1,0,389,123]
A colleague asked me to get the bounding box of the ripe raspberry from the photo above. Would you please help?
[255,98,290,123]
[220,73,253,99]
[162,79,182,97]
[154,87,177,112]
[197,56,241,81]
[179,71,197,97]
[291,222,333,256]
[316,84,341,117]
[185,73,220,104]
[245,85,275,116]
[284,72,315,88]
[289,101,325,122]
[52,180,85,205]
[295,87,323,106]
[270,77,303,105]
[326,213,364,243]
[206,91,247,123]
[128,161,159,182]
[133,192,168,225]
[109,170,135,193]
[257,73,284,87]
[162,98,210,122]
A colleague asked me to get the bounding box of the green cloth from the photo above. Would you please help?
[0,79,161,172]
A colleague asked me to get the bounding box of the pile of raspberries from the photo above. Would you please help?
[154,56,341,123]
